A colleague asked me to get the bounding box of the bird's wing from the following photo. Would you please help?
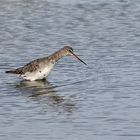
[6,59,41,74]
[20,59,41,74]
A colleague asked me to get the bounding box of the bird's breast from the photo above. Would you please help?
[21,64,54,81]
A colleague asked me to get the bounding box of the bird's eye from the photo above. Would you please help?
[69,49,72,52]
[69,48,73,52]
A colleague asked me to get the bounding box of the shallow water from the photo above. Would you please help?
[1,0,140,140]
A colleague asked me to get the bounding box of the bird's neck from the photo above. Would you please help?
[48,49,66,63]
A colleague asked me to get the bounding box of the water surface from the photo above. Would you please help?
[0,0,140,140]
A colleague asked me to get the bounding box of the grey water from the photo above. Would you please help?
[0,0,140,139]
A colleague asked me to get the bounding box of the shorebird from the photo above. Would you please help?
[6,46,87,81]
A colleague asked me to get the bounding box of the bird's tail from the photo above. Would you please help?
[5,70,16,74]
[5,69,19,74]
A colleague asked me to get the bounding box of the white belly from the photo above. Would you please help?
[21,64,54,81]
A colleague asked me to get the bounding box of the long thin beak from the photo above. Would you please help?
[70,51,87,65]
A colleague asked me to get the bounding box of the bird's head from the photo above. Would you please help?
[62,46,87,65]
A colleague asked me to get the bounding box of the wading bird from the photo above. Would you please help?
[6,46,87,81]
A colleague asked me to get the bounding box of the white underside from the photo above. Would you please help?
[20,64,54,81]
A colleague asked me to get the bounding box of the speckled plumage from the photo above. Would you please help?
[6,46,86,81]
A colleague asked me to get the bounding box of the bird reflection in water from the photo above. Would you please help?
[16,80,75,113]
